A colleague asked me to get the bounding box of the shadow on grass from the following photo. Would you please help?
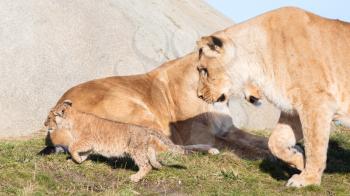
[170,112,270,160]
[325,140,350,173]
[260,139,350,181]
[161,163,187,169]
[88,155,187,171]
[38,149,186,172]
[38,146,57,155]
[89,155,139,171]
[259,158,300,181]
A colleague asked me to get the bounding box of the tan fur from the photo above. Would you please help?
[196,7,350,187]
[242,81,262,106]
[48,101,188,182]
[44,50,269,157]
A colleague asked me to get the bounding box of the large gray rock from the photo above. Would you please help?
[0,0,279,137]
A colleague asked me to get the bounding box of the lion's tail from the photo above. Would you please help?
[149,130,219,155]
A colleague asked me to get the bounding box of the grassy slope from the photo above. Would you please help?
[0,128,350,195]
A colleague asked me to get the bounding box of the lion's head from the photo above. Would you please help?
[196,31,261,105]
[44,100,74,149]
[44,100,73,130]
[196,32,237,103]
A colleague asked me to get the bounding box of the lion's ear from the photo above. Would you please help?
[59,100,73,113]
[63,100,72,107]
[197,36,223,58]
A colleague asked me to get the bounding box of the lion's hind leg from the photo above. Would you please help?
[130,150,153,182]
[147,147,162,169]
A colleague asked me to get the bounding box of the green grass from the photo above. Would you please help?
[1,128,350,195]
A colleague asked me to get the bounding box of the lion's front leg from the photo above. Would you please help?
[286,103,333,187]
[268,123,304,171]
[268,113,304,170]
[69,139,92,164]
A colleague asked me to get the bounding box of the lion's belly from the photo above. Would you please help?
[93,144,127,159]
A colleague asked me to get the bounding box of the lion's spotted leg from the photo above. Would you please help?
[147,147,162,169]
[286,103,333,187]
[268,123,305,171]
[69,139,92,164]
[130,152,153,182]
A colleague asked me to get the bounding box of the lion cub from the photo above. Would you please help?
[46,100,196,182]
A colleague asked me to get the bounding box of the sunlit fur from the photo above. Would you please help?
[47,101,189,182]
[44,52,269,157]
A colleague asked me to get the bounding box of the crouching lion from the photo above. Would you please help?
[41,51,268,158]
[196,7,350,187]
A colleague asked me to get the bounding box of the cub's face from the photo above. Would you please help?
[196,34,235,104]
[44,110,58,130]
[44,100,73,130]
[44,100,74,148]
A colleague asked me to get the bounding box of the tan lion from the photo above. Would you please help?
[41,52,268,158]
[196,7,350,187]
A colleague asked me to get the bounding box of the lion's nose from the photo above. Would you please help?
[216,94,226,102]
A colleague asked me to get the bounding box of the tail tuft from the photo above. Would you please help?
[183,144,220,154]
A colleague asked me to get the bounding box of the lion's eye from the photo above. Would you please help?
[198,67,208,77]
[53,111,63,117]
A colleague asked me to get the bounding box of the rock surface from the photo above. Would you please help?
[0,0,279,137]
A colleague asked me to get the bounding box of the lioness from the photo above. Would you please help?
[41,52,268,158]
[46,100,201,182]
[195,7,350,187]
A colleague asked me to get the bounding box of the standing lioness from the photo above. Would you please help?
[196,7,350,187]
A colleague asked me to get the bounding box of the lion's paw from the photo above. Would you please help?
[286,173,321,188]
[130,174,142,182]
[208,148,220,155]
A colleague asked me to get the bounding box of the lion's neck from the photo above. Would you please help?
[225,23,294,112]
[231,52,294,112]
[259,79,294,112]
[150,53,213,121]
